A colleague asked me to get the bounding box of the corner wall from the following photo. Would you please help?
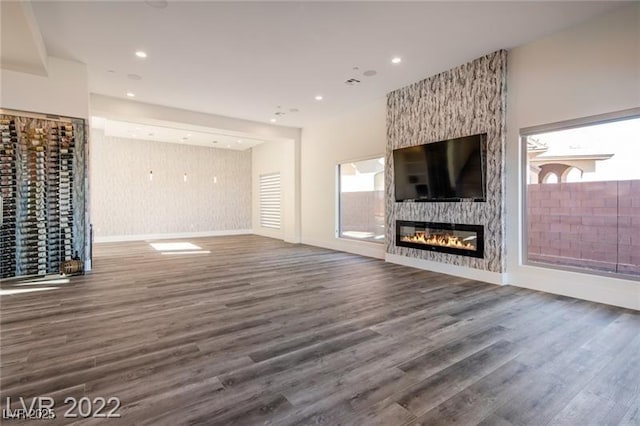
[386,50,507,275]
[301,99,387,259]
[252,140,298,243]
[506,3,640,310]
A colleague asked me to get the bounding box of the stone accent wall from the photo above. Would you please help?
[527,180,640,276]
[386,50,507,272]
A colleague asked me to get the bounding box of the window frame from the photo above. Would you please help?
[336,154,386,244]
[520,107,640,278]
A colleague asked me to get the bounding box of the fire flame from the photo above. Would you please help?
[401,231,476,251]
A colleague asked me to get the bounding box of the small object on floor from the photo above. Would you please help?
[60,252,83,276]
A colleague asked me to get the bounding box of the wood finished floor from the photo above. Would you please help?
[1,235,639,425]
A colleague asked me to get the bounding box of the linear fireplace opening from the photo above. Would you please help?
[396,221,484,258]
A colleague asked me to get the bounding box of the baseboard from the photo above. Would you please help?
[252,228,285,241]
[301,238,385,259]
[507,264,640,311]
[385,253,506,285]
[252,227,301,244]
[94,229,253,243]
[284,233,302,244]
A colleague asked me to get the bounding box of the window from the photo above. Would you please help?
[259,172,281,229]
[523,113,640,277]
[338,157,385,243]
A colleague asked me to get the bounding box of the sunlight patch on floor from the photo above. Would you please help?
[150,242,202,251]
[0,287,57,296]
[150,242,210,255]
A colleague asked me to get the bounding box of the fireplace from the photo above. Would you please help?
[396,220,484,258]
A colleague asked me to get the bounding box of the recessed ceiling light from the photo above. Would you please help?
[391,57,402,64]
[227,144,231,148]
[135,51,147,59]
[270,118,277,123]
[186,133,191,137]
[363,70,377,77]
[315,95,323,101]
[126,92,135,97]
[238,139,243,143]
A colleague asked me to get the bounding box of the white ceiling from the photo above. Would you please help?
[31,1,626,128]
[0,1,47,75]
[92,117,265,150]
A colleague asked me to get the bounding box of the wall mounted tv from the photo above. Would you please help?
[393,133,487,202]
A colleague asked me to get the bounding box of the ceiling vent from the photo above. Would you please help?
[345,78,361,86]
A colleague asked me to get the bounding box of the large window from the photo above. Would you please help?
[338,157,385,243]
[523,112,640,277]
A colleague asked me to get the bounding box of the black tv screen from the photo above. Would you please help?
[393,133,486,202]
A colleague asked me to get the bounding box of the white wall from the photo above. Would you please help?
[301,98,387,259]
[252,140,298,243]
[0,57,89,119]
[91,129,252,241]
[506,3,640,310]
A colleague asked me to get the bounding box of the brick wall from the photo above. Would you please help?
[527,180,640,276]
[340,191,384,236]
[617,181,640,275]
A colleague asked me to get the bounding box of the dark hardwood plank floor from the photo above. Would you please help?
[1,235,638,425]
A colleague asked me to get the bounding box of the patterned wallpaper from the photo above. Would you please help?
[385,50,507,272]
[91,130,251,237]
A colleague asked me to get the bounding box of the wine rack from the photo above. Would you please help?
[0,112,85,279]
[1,119,18,279]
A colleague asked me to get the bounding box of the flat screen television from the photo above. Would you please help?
[393,133,486,202]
